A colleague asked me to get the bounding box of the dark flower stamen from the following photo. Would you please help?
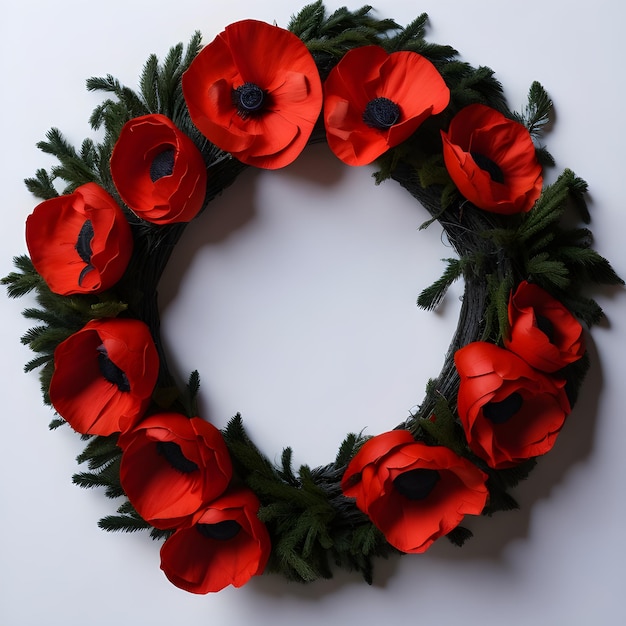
[196,520,242,541]
[362,97,401,130]
[483,392,523,424]
[75,220,95,286]
[75,220,94,263]
[150,148,176,182]
[536,314,555,343]
[156,441,199,473]
[97,345,130,392]
[470,151,505,184]
[233,82,266,117]
[393,468,440,500]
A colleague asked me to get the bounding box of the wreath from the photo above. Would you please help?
[3,2,622,594]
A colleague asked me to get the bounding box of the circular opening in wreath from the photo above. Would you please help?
[159,144,463,466]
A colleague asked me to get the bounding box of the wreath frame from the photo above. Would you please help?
[3,1,623,592]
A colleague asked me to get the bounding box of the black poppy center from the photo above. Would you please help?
[96,345,130,392]
[196,520,242,541]
[483,392,523,424]
[233,82,266,116]
[470,151,505,184]
[150,148,175,182]
[75,220,95,286]
[536,313,555,343]
[393,468,440,500]
[362,97,401,130]
[156,441,199,474]
[75,220,94,263]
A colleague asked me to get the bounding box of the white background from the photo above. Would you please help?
[1,1,625,624]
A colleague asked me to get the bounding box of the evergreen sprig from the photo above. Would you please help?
[514,81,553,139]
[417,257,465,311]
[222,415,393,583]
[73,455,124,499]
[2,255,129,406]
[509,170,623,322]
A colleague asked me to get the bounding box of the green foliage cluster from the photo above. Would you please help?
[2,256,127,414]
[223,416,397,583]
[3,0,623,589]
[414,81,622,345]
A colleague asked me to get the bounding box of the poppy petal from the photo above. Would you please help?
[182,19,322,169]
[324,46,449,166]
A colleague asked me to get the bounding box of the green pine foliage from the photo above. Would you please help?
[513,81,553,140]
[289,3,399,57]
[417,257,465,311]
[222,415,394,583]
[512,170,623,324]
[2,255,128,406]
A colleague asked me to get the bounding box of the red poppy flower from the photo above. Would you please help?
[341,430,488,553]
[25,182,133,295]
[455,342,571,468]
[441,104,542,214]
[504,280,585,373]
[323,46,450,166]
[160,488,271,593]
[181,19,323,169]
[110,114,207,224]
[48,318,159,436]
[118,413,232,529]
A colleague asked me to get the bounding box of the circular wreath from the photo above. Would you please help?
[3,2,623,594]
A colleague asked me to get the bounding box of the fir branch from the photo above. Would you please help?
[480,271,514,344]
[415,153,451,189]
[482,484,519,516]
[291,2,398,74]
[37,128,100,192]
[513,81,553,139]
[157,43,186,115]
[101,501,171,540]
[526,253,570,289]
[98,513,151,534]
[179,369,201,417]
[417,257,464,311]
[49,417,66,430]
[76,434,121,472]
[20,324,75,353]
[86,74,150,119]
[288,0,327,39]
[444,63,507,113]
[88,299,129,319]
[24,168,59,200]
[277,447,299,486]
[334,432,366,467]
[139,54,160,111]
[23,353,53,373]
[72,456,123,499]
[494,458,537,489]
[446,526,473,547]
[2,255,43,298]
[535,145,556,167]
[222,414,278,480]
[555,245,624,286]
[384,12,427,49]
[559,293,605,327]
[517,171,588,246]
[384,12,457,62]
